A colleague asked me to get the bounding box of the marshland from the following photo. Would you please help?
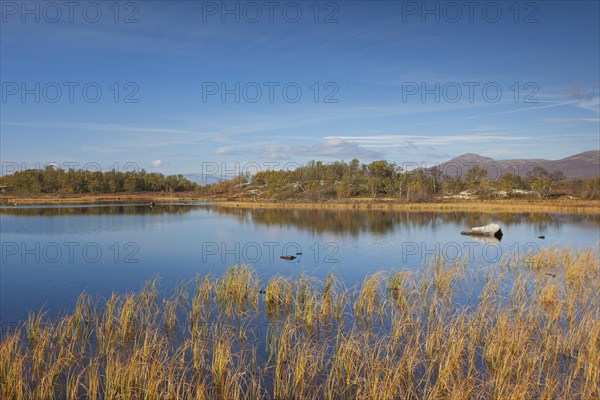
[3,0,600,398]
[1,204,599,399]
[1,247,599,399]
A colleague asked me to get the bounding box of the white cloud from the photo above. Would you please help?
[151,160,162,168]
[577,97,600,113]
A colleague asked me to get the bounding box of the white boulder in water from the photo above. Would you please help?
[460,223,503,239]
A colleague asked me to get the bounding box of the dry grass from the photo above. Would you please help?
[0,192,201,205]
[2,194,598,214]
[1,249,598,399]
[214,199,600,215]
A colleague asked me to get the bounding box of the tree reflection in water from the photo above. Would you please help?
[2,203,598,237]
[198,205,600,238]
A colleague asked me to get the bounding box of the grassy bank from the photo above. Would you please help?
[1,248,598,399]
[214,198,600,214]
[2,193,599,214]
[0,192,203,205]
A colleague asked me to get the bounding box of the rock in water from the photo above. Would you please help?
[538,235,545,239]
[461,223,503,240]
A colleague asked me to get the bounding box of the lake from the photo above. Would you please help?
[1,203,599,325]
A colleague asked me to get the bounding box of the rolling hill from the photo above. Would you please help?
[435,151,600,179]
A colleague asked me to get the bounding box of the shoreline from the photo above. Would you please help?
[212,199,600,214]
[0,193,202,205]
[1,193,599,214]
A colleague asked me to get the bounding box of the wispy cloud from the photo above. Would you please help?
[328,134,532,148]
[542,117,600,123]
[463,100,579,120]
[577,97,600,113]
[1,121,221,151]
[464,125,508,132]
[1,121,208,135]
[215,138,382,160]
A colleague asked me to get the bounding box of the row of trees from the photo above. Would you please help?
[0,167,198,194]
[199,159,600,200]
[2,160,598,200]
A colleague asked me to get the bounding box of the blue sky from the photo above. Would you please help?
[1,0,599,176]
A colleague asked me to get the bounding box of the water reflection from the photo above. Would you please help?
[0,204,209,236]
[467,236,502,245]
[2,203,598,238]
[1,203,598,325]
[197,205,600,237]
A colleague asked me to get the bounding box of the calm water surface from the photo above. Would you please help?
[1,203,599,324]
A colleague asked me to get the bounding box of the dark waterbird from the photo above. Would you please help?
[280,255,296,261]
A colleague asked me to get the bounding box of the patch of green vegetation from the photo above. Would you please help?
[198,159,600,201]
[0,166,198,195]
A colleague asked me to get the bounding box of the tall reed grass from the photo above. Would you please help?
[0,247,598,399]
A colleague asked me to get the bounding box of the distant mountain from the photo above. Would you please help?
[435,151,600,179]
[184,173,223,186]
